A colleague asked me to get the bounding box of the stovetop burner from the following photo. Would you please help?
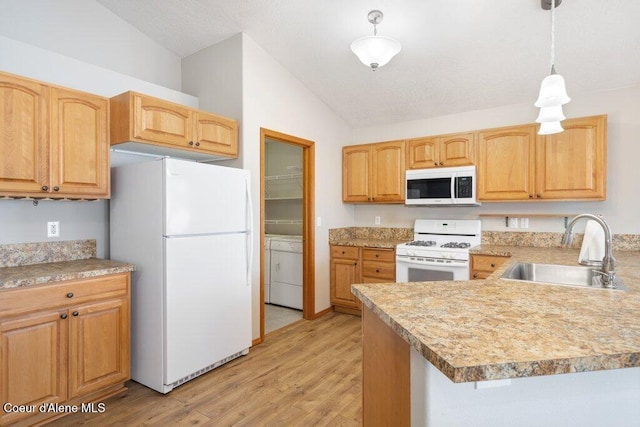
[406,240,436,247]
[441,242,471,249]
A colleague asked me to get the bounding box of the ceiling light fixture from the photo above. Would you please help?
[350,10,401,71]
[535,0,570,135]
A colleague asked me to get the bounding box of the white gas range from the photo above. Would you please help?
[396,219,481,282]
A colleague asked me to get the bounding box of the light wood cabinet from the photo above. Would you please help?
[330,245,396,315]
[470,254,510,280]
[477,116,607,201]
[477,124,537,200]
[110,91,238,159]
[343,140,405,203]
[535,115,607,200]
[0,71,109,199]
[407,132,475,169]
[0,273,130,426]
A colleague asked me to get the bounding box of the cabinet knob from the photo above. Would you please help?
[473,273,478,278]
[354,262,357,266]
[53,186,59,192]
[439,162,444,166]
[42,185,49,191]
[195,142,200,147]
[188,141,194,146]
[529,194,533,198]
[341,251,346,254]
[536,194,541,198]
[376,269,380,273]
[490,263,496,268]
[72,311,79,317]
[66,292,74,298]
[434,162,438,166]
[60,313,68,319]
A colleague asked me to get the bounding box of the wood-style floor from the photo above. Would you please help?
[50,311,362,426]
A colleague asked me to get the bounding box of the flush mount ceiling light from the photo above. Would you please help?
[351,10,401,71]
[535,0,570,135]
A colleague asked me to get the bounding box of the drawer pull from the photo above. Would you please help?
[490,263,496,268]
[376,269,380,273]
[72,311,79,317]
[375,254,379,258]
[195,142,200,147]
[53,186,59,191]
[66,292,74,298]
[42,185,49,191]
[473,273,478,278]
[342,251,346,254]
[188,141,194,146]
[60,313,68,319]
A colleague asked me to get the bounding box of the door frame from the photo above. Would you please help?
[260,128,315,340]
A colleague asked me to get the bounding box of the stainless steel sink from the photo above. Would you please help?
[500,262,627,291]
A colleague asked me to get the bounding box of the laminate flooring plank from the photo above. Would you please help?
[47,312,362,426]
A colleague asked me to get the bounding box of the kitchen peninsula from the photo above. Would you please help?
[353,245,640,426]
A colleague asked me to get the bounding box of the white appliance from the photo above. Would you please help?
[396,219,481,282]
[264,235,273,304]
[405,165,480,206]
[110,158,253,394]
[269,235,303,310]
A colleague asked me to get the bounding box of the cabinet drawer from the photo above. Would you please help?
[331,245,360,259]
[0,273,129,319]
[362,261,395,280]
[362,248,395,263]
[471,255,509,272]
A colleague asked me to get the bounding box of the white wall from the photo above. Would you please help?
[352,86,640,234]
[183,34,354,338]
[0,27,194,258]
[0,0,181,90]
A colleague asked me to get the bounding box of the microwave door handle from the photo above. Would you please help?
[450,175,456,204]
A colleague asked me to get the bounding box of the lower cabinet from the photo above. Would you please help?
[0,273,130,426]
[470,254,510,279]
[330,245,396,315]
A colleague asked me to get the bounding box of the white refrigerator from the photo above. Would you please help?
[110,158,253,394]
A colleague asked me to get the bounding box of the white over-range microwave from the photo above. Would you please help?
[405,165,480,206]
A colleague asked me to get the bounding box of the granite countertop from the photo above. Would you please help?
[330,237,409,249]
[0,259,136,289]
[352,245,640,383]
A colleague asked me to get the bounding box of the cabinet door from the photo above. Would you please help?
[477,125,536,200]
[193,111,238,157]
[0,73,49,195]
[407,137,439,169]
[50,88,109,198]
[0,311,67,426]
[371,141,405,202]
[132,93,192,147]
[330,257,360,309]
[439,132,475,167]
[68,298,130,398]
[536,115,606,200]
[343,145,371,202]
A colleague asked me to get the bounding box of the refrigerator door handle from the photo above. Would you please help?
[245,174,254,287]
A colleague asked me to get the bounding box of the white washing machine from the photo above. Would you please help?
[269,235,303,310]
[264,235,273,304]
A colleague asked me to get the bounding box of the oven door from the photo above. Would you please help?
[396,256,469,282]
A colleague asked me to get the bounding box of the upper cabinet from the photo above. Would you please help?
[0,72,109,199]
[110,91,238,160]
[477,115,607,201]
[343,140,405,203]
[407,132,475,169]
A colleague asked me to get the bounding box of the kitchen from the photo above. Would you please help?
[1,0,640,425]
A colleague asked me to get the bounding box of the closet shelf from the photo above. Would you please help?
[265,173,302,181]
[265,196,303,201]
[265,219,303,225]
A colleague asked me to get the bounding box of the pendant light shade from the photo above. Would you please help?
[535,0,570,134]
[351,10,401,71]
[351,35,401,70]
[535,72,571,108]
[538,121,564,135]
[536,105,566,123]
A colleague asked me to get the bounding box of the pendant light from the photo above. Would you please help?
[351,10,401,71]
[535,0,570,134]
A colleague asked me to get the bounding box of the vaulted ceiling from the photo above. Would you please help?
[96,0,640,127]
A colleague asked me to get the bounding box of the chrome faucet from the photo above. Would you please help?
[561,214,617,288]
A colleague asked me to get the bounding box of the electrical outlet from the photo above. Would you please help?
[316,216,322,227]
[520,218,529,229]
[47,221,60,238]
[507,217,519,228]
[374,216,381,225]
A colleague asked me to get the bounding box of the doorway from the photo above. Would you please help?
[260,128,315,340]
